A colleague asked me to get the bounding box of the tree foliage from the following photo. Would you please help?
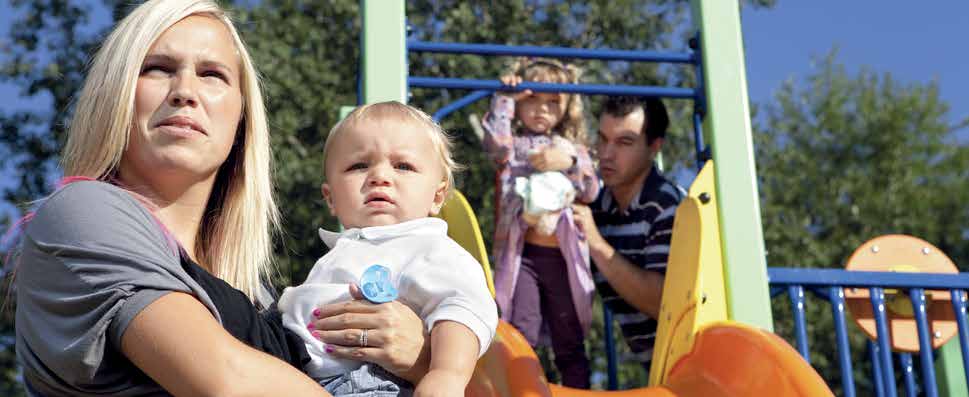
[756,52,969,394]
[17,1,969,395]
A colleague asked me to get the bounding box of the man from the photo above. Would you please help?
[572,96,685,369]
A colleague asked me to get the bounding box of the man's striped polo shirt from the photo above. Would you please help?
[591,166,685,366]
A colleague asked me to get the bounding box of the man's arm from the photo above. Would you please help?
[572,204,664,318]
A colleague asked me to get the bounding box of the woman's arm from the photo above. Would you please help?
[122,292,329,397]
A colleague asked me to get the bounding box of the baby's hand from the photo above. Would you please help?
[414,370,468,397]
[499,73,532,102]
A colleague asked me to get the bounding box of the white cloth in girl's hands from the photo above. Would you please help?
[514,171,575,235]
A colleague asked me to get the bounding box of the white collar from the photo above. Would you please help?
[318,217,449,248]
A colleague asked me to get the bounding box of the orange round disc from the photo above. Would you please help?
[843,235,959,352]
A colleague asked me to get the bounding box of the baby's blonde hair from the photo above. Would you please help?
[509,57,588,144]
[323,101,461,198]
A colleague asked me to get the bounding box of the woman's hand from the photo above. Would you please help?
[310,284,430,383]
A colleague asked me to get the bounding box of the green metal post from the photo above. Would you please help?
[691,0,773,329]
[361,0,407,104]
[936,338,968,396]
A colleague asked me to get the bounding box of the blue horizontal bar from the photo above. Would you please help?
[768,268,969,289]
[805,285,832,302]
[408,41,695,64]
[409,77,697,99]
[432,90,492,122]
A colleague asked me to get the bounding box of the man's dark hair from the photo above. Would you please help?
[601,96,669,144]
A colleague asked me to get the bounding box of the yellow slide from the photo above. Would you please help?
[438,162,832,397]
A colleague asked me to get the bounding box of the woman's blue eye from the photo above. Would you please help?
[396,162,416,171]
[140,65,170,75]
[202,70,229,82]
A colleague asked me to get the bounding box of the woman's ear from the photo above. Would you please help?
[321,183,335,215]
[429,181,448,216]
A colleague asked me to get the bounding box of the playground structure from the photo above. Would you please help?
[359,0,969,395]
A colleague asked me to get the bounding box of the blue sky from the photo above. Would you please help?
[741,2,968,137]
[1,2,967,218]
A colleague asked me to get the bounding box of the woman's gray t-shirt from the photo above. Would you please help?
[15,181,221,396]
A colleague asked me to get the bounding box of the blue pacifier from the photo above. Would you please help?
[359,264,398,304]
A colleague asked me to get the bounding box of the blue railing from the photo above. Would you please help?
[408,41,696,63]
[409,77,698,100]
[408,39,711,389]
[768,268,969,397]
[407,39,710,169]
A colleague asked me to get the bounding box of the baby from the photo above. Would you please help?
[279,101,498,396]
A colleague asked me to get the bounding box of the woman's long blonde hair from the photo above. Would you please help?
[509,57,588,144]
[60,0,279,301]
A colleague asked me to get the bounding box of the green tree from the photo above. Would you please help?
[0,2,133,393]
[755,53,969,395]
[0,0,777,393]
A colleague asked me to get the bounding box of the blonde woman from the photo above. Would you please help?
[14,1,428,395]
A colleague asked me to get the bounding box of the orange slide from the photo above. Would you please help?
[442,162,834,396]
[464,320,831,397]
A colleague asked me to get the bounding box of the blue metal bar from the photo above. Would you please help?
[871,287,899,396]
[805,285,832,303]
[769,268,969,290]
[950,289,969,388]
[770,286,784,298]
[829,287,857,397]
[691,111,705,172]
[899,353,917,397]
[910,289,939,397]
[409,77,698,99]
[431,90,492,122]
[690,33,707,171]
[870,340,886,397]
[603,305,618,390]
[407,41,696,64]
[788,285,810,362]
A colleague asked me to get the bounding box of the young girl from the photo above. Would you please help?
[483,58,599,388]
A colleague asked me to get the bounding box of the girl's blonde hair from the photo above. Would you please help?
[60,0,279,302]
[324,101,461,199]
[509,57,588,144]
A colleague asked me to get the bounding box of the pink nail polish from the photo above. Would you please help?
[312,330,321,338]
[307,322,315,330]
[325,344,334,353]
[312,308,321,318]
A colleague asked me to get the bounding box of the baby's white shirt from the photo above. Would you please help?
[278,217,498,380]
